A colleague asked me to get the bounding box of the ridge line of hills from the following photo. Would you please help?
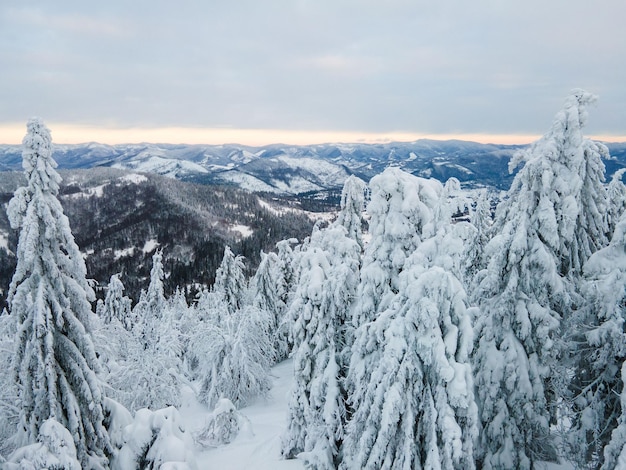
[1,139,625,194]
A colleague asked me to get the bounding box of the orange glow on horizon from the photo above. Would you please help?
[0,123,624,147]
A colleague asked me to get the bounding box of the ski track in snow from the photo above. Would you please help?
[180,359,304,470]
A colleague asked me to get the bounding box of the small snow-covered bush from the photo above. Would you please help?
[5,418,81,470]
[194,398,251,448]
[111,406,196,470]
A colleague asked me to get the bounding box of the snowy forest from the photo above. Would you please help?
[1,89,626,469]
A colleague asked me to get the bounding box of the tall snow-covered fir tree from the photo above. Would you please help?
[214,245,247,315]
[473,90,609,469]
[352,168,441,329]
[133,250,168,349]
[566,211,626,467]
[335,175,366,250]
[0,310,20,457]
[602,362,626,469]
[282,214,361,469]
[250,250,289,362]
[464,189,493,293]
[100,273,132,330]
[125,250,183,410]
[606,168,626,238]
[6,118,111,467]
[343,178,478,470]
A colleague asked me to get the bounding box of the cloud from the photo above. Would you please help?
[2,6,129,38]
[0,1,624,142]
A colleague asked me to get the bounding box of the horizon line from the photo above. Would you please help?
[0,123,624,147]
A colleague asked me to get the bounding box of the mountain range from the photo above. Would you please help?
[2,139,625,195]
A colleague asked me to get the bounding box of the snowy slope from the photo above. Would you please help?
[181,359,304,469]
[176,359,571,469]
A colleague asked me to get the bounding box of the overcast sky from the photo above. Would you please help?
[0,1,624,145]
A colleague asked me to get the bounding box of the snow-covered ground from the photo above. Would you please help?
[181,359,304,470]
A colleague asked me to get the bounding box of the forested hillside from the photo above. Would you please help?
[0,168,316,307]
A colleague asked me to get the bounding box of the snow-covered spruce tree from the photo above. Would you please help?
[0,310,20,457]
[473,90,609,468]
[113,250,183,411]
[100,273,133,330]
[603,362,626,469]
[335,175,366,250]
[251,250,289,362]
[343,180,478,470]
[276,238,299,300]
[275,238,300,353]
[214,245,246,315]
[6,118,111,466]
[281,222,361,469]
[566,212,626,467]
[506,89,609,278]
[189,304,273,409]
[352,167,441,329]
[464,189,493,293]
[134,250,166,348]
[606,168,626,238]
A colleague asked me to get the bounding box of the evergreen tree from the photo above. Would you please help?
[104,250,184,411]
[100,273,132,330]
[6,118,110,466]
[0,310,20,457]
[190,304,273,409]
[464,189,493,292]
[473,90,608,468]
[251,251,289,362]
[281,222,361,469]
[606,168,626,237]
[566,212,626,466]
[335,175,366,250]
[214,246,246,315]
[276,238,299,301]
[352,168,441,328]
[602,362,626,469]
[134,250,167,348]
[343,181,477,470]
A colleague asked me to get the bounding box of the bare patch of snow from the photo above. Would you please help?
[63,184,108,199]
[219,172,279,193]
[114,247,135,260]
[143,239,160,253]
[258,198,286,216]
[185,359,304,470]
[119,173,148,184]
[230,224,254,238]
[270,176,323,194]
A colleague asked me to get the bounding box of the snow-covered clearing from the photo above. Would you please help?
[142,239,160,253]
[182,359,303,469]
[114,247,134,260]
[119,173,148,184]
[230,224,254,238]
[258,197,338,224]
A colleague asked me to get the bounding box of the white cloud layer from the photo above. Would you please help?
[1,1,624,143]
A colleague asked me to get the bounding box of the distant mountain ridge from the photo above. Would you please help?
[2,140,625,194]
